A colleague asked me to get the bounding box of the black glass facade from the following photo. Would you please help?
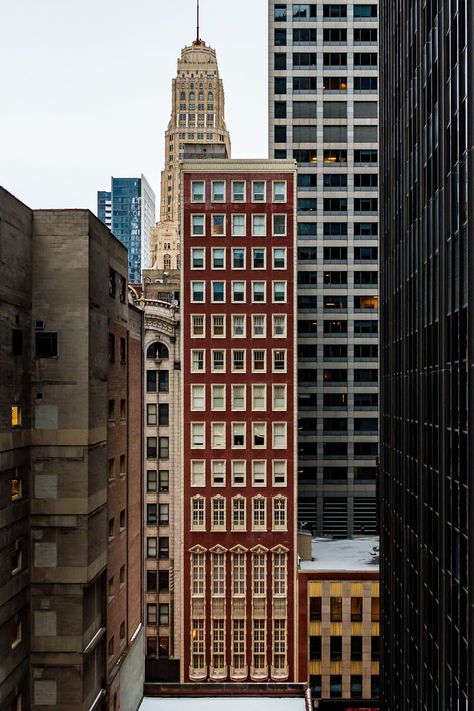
[380,0,473,708]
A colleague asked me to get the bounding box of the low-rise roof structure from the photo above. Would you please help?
[140,698,306,711]
[299,536,380,572]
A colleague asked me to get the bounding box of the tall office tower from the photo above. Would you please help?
[268,1,379,536]
[150,35,231,270]
[0,187,144,711]
[97,175,156,283]
[380,2,473,709]
[181,160,297,683]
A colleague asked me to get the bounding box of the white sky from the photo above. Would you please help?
[0,0,268,213]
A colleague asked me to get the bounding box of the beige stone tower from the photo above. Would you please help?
[151,37,231,268]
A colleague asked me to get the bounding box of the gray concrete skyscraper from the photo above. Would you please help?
[268,1,379,536]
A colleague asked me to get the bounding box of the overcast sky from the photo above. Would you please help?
[0,0,268,213]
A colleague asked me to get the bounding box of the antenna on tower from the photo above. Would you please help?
[196,0,200,42]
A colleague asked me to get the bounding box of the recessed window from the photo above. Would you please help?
[191,247,205,268]
[252,182,265,202]
[252,282,265,303]
[232,422,246,448]
[191,214,205,236]
[232,281,246,303]
[191,181,205,202]
[252,349,266,372]
[11,478,22,501]
[232,181,245,202]
[192,350,205,372]
[211,460,226,486]
[252,314,266,337]
[10,620,22,649]
[232,247,245,268]
[211,215,225,236]
[252,215,266,236]
[253,423,266,448]
[231,385,246,410]
[232,214,246,237]
[35,332,58,358]
[232,350,245,372]
[212,315,225,337]
[212,181,225,202]
[191,315,205,336]
[252,384,266,411]
[212,350,225,372]
[212,247,225,269]
[273,214,287,236]
[232,314,245,337]
[232,461,246,486]
[273,181,286,202]
[191,281,205,302]
[11,406,21,428]
[191,460,205,487]
[273,460,287,486]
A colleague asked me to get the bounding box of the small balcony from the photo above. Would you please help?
[250,665,268,681]
[271,664,289,680]
[209,665,227,681]
[188,665,207,681]
[230,666,248,681]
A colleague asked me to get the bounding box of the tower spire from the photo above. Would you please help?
[196,0,200,42]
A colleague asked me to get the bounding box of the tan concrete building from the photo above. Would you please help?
[0,187,144,711]
[297,535,380,709]
[150,37,231,270]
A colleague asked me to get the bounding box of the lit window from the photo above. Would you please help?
[273,498,287,530]
[11,406,21,428]
[232,497,246,530]
[252,384,266,410]
[252,460,266,486]
[211,460,226,486]
[273,349,287,372]
[191,460,205,487]
[11,478,22,501]
[232,460,246,486]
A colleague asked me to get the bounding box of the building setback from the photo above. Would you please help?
[97,176,156,284]
[0,187,144,711]
[180,160,298,682]
[268,0,379,537]
[380,0,474,709]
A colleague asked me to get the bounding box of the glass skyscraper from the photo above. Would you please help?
[97,175,155,283]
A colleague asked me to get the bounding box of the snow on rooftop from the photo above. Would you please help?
[299,536,380,572]
[140,698,306,711]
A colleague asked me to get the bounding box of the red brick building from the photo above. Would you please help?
[180,160,298,683]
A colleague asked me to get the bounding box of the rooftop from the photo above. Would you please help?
[299,536,380,572]
[140,699,306,711]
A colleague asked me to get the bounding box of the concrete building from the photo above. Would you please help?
[0,187,144,711]
[181,159,298,682]
[97,176,156,284]
[297,535,380,709]
[268,0,379,536]
[380,1,474,709]
[150,36,231,271]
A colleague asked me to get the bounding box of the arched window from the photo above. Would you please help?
[164,254,171,270]
[189,91,195,101]
[146,342,170,360]
[208,92,213,101]
[180,91,186,100]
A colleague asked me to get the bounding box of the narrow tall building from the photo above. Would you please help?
[181,159,297,682]
[150,37,231,270]
[380,2,473,709]
[268,0,379,537]
[97,176,156,284]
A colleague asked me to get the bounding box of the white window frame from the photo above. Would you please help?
[252,497,267,531]
[252,247,266,270]
[252,181,266,202]
[232,314,246,338]
[231,421,246,449]
[252,460,267,486]
[191,384,205,411]
[252,384,267,411]
[191,180,205,202]
[232,496,246,531]
[252,214,266,237]
[273,348,287,373]
[211,247,226,270]
[232,349,246,373]
[272,247,287,270]
[272,460,287,487]
[252,422,267,449]
[272,384,287,410]
[211,214,226,237]
[273,213,287,236]
[211,180,226,203]
[212,314,226,338]
[252,314,266,338]
[232,180,246,202]
[252,281,266,303]
[191,495,206,530]
[211,349,225,372]
[272,422,287,449]
[231,281,246,303]
[272,180,287,203]
[232,247,246,269]
[191,281,205,303]
[252,349,267,373]
[231,384,246,411]
[273,497,287,531]
[211,459,226,487]
[211,496,226,531]
[272,314,287,337]
[191,349,205,373]
[191,212,206,237]
[191,247,205,269]
[231,460,246,486]
[191,422,205,449]
[231,214,246,237]
[211,384,226,411]
[211,421,226,449]
[191,314,205,337]
[211,280,226,303]
[191,460,205,487]
[272,281,287,303]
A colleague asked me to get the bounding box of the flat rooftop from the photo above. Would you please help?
[140,699,306,711]
[299,536,379,572]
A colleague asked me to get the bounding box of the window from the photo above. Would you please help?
[212,315,225,337]
[252,215,266,236]
[147,603,157,625]
[252,496,267,532]
[10,405,21,428]
[159,470,169,492]
[273,315,287,337]
[330,675,343,699]
[191,619,205,669]
[147,537,157,558]
[252,551,266,596]
[273,497,287,529]
[212,497,226,529]
[147,570,157,592]
[211,385,225,410]
[253,423,266,448]
[232,350,245,372]
[232,497,246,530]
[147,403,157,425]
[147,437,157,459]
[191,460,205,487]
[211,460,226,486]
[273,281,287,302]
[252,460,266,486]
[191,248,204,268]
[232,422,245,448]
[211,215,225,236]
[232,247,245,268]
[191,423,205,448]
[211,181,225,202]
[252,384,266,410]
[330,597,343,621]
[252,314,266,337]
[191,181,205,201]
[351,636,363,661]
[252,182,265,202]
[273,214,287,236]
[158,537,169,559]
[212,248,225,269]
[146,504,157,525]
[232,460,246,486]
[191,497,205,529]
[35,332,58,358]
[232,314,245,337]
[252,619,266,670]
[158,503,169,525]
[273,460,287,486]
[273,248,286,269]
[158,437,169,459]
[310,636,321,660]
[211,422,225,448]
[191,281,204,302]
[159,604,169,626]
[232,181,245,202]
[231,385,246,410]
[273,181,286,202]
[191,214,205,236]
[192,350,204,372]
[273,349,286,372]
[11,476,22,501]
[232,281,245,302]
[351,675,363,699]
[274,53,286,70]
[159,570,169,592]
[232,214,246,237]
[244,280,262,307]
[212,350,225,372]
[252,247,266,269]
[351,597,363,621]
[330,636,342,661]
[310,597,322,621]
[191,385,205,411]
[354,3,377,17]
[212,281,225,302]
[273,423,287,448]
[147,470,157,492]
[371,597,380,622]
[252,349,266,372]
